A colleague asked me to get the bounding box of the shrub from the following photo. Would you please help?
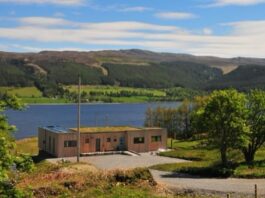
[0,180,32,198]
[14,154,35,172]
[113,168,155,185]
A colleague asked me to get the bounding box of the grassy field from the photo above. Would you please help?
[16,137,39,155]
[0,87,42,97]
[67,85,166,97]
[0,85,200,104]
[151,139,265,178]
[0,87,71,104]
[67,85,166,103]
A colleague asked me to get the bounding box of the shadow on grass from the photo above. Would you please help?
[162,162,239,178]
[32,151,55,163]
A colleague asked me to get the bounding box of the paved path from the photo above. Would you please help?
[47,153,188,170]
[150,170,265,195]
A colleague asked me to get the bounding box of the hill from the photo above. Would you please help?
[1,49,265,91]
[206,65,265,91]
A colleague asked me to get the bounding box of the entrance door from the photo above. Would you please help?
[96,138,101,152]
[119,137,125,150]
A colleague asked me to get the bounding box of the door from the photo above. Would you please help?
[96,138,101,152]
[119,137,125,150]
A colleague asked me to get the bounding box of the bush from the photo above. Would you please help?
[113,168,154,184]
[0,180,32,198]
[14,154,35,172]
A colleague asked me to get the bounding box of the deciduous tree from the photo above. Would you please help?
[194,89,249,166]
[242,90,265,164]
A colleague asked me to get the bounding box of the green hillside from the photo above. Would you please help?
[0,57,222,89]
[104,62,221,88]
[1,50,265,94]
[207,65,265,91]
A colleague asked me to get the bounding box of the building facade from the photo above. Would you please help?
[38,126,167,157]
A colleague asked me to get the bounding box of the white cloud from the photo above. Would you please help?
[0,0,84,6]
[155,12,197,20]
[202,28,213,35]
[207,0,265,7]
[119,6,152,12]
[54,12,65,17]
[18,17,73,27]
[8,44,91,52]
[17,17,186,32]
[1,17,265,58]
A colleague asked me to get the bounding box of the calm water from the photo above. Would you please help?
[5,102,180,139]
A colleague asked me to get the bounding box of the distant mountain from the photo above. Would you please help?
[0,49,265,90]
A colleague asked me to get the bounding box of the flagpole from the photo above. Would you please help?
[77,75,81,162]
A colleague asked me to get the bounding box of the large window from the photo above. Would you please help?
[64,140,77,147]
[151,136,162,142]
[133,137,145,144]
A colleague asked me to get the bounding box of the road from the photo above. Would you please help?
[150,169,265,196]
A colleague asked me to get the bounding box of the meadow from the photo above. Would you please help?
[0,87,70,104]
[151,139,265,178]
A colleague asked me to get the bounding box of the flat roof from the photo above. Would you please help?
[69,126,161,133]
[42,126,68,133]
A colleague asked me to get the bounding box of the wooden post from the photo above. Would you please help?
[255,184,258,198]
[77,75,81,163]
[226,194,230,198]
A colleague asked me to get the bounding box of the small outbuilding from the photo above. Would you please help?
[38,126,167,157]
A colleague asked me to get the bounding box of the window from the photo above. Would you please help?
[113,138,117,142]
[52,138,55,154]
[49,136,51,151]
[107,138,111,142]
[64,140,77,147]
[85,138,90,144]
[151,136,162,142]
[134,137,144,144]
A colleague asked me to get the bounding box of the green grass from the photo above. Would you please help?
[21,97,70,104]
[16,137,39,155]
[0,85,199,104]
[151,139,265,178]
[66,85,167,103]
[67,85,166,97]
[0,87,72,104]
[0,87,42,97]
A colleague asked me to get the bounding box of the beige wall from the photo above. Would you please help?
[39,128,167,157]
[57,133,77,157]
[38,128,60,157]
[127,129,167,153]
[148,129,167,151]
[80,132,126,153]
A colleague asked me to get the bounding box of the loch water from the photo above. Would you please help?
[5,102,181,139]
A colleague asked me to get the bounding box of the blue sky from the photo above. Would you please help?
[0,0,265,57]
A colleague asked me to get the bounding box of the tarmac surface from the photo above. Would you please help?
[47,152,188,170]
[150,169,265,196]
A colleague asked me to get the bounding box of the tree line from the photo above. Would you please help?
[145,89,265,166]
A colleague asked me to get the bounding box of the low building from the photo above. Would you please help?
[38,126,167,157]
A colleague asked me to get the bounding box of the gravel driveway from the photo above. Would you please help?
[150,170,265,196]
[47,153,188,170]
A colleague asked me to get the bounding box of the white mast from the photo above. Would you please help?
[77,75,81,162]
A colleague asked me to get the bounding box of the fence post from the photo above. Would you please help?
[255,184,258,198]
[227,193,230,198]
